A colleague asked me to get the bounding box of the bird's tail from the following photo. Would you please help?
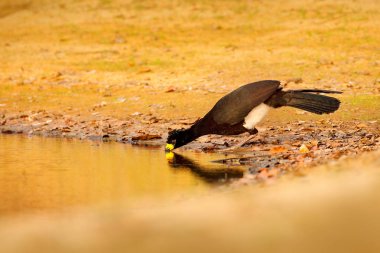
[282,89,341,114]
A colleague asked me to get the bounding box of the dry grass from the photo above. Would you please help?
[0,0,379,120]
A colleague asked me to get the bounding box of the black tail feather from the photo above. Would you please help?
[283,90,341,114]
[289,89,342,94]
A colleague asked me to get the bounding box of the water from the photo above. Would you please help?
[0,135,245,215]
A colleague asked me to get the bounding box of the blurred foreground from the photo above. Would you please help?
[1,150,380,253]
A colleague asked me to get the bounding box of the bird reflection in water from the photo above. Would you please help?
[166,152,244,184]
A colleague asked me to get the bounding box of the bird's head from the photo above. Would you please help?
[165,129,191,151]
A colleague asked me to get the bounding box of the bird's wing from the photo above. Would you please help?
[210,80,280,125]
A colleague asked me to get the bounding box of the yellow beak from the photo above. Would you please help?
[165,143,174,152]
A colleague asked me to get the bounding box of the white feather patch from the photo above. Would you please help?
[243,103,270,129]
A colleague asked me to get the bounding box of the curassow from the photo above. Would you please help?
[166,80,341,151]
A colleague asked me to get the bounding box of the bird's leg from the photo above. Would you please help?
[219,128,258,152]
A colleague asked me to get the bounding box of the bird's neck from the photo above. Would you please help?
[174,124,203,149]
[181,127,199,145]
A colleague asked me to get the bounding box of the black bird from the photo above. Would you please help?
[166,80,341,151]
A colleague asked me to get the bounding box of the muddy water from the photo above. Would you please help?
[0,135,245,215]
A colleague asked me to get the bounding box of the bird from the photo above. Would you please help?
[166,152,244,182]
[165,80,341,151]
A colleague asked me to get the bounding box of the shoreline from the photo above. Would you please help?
[2,108,379,181]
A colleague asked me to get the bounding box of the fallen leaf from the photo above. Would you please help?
[138,68,152,74]
[270,146,288,153]
[299,144,310,153]
[115,97,126,103]
[310,140,319,147]
[165,86,176,92]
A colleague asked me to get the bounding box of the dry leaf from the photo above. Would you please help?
[270,146,288,153]
[165,86,176,93]
[299,144,310,153]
